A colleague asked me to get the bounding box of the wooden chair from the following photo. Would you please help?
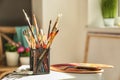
[0,27,17,79]
[0,27,16,65]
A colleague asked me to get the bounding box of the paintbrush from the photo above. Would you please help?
[33,14,39,35]
[47,20,52,39]
[23,9,32,27]
[23,30,31,47]
[23,9,40,47]
[38,28,56,61]
[47,30,59,48]
[39,29,44,46]
[23,9,34,39]
[51,14,62,32]
[23,9,34,38]
[62,66,101,71]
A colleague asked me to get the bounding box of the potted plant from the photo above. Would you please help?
[101,0,118,27]
[5,43,19,66]
[17,46,30,65]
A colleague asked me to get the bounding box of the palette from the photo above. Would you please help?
[50,63,113,74]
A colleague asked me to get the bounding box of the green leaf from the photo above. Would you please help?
[20,52,30,57]
[5,43,17,52]
[101,0,118,18]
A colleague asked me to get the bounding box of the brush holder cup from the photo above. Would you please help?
[30,48,50,75]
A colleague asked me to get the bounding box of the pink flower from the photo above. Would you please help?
[17,46,25,53]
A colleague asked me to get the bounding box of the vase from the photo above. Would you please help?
[20,57,30,65]
[114,17,120,27]
[104,18,115,27]
[5,51,19,66]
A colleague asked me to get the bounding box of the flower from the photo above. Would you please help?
[17,46,30,57]
[17,46,25,53]
[5,42,30,57]
[25,47,30,52]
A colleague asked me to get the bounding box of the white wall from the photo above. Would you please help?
[32,0,43,28]
[88,0,104,27]
[42,0,88,64]
[32,0,88,64]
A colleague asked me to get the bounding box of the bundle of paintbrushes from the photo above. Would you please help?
[22,9,61,74]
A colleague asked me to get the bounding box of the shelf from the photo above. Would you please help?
[86,27,120,33]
